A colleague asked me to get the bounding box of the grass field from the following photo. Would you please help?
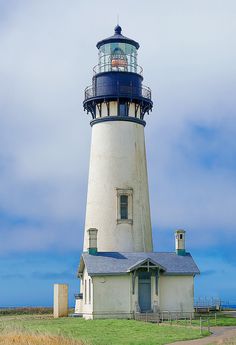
[0,332,83,345]
[0,315,210,345]
[163,313,236,327]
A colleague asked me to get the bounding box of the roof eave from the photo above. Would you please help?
[77,256,85,277]
[84,271,200,277]
[162,272,200,276]
[88,272,130,277]
[127,257,166,272]
[96,37,139,50]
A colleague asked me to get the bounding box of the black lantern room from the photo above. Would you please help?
[83,26,153,126]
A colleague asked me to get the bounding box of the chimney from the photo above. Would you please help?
[87,228,98,255]
[175,229,186,256]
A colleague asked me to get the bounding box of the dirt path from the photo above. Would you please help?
[165,326,236,345]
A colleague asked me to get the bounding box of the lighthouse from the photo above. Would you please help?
[83,25,153,253]
[75,26,200,319]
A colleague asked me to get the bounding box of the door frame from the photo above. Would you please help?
[138,271,152,312]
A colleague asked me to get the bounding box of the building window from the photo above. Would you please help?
[84,279,87,304]
[180,234,183,239]
[88,279,91,304]
[116,188,133,224]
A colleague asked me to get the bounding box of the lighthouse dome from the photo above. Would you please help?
[96,25,140,49]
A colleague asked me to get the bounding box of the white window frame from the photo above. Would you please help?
[84,279,87,304]
[88,279,91,304]
[116,188,133,224]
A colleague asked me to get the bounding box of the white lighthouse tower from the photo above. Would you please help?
[83,25,153,253]
[75,26,199,319]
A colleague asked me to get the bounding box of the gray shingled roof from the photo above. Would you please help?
[79,252,200,276]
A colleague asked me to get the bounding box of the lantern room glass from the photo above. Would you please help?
[98,42,138,73]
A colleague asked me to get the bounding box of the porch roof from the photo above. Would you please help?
[78,252,200,276]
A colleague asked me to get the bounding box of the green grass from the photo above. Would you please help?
[213,314,236,326]
[0,316,210,345]
[164,313,236,327]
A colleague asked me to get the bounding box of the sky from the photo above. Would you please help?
[0,0,236,307]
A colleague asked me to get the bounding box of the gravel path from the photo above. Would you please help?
[165,326,236,345]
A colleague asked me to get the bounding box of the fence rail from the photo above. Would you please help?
[134,310,220,335]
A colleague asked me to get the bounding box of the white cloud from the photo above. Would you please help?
[0,0,236,253]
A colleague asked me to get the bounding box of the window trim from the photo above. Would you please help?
[88,279,91,304]
[116,188,133,224]
[120,194,128,219]
[84,279,87,304]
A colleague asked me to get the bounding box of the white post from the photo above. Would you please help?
[54,284,68,318]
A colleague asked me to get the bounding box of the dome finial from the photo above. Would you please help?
[114,24,122,35]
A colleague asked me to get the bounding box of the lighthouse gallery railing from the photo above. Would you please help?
[84,84,152,101]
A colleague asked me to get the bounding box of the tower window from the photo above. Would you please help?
[120,195,128,219]
[119,102,128,116]
[116,188,133,224]
[180,234,183,240]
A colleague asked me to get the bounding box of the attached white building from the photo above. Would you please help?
[75,26,200,319]
[75,235,199,319]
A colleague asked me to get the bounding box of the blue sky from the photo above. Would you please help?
[0,0,236,307]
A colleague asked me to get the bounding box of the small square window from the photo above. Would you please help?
[116,188,133,224]
[120,195,128,219]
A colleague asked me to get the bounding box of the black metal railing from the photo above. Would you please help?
[142,85,152,99]
[84,86,94,99]
[84,84,151,101]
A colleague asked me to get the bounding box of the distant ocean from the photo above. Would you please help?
[222,304,236,309]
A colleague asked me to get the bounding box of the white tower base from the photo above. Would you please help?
[84,119,153,253]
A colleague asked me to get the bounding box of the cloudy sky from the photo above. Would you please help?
[0,0,236,307]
